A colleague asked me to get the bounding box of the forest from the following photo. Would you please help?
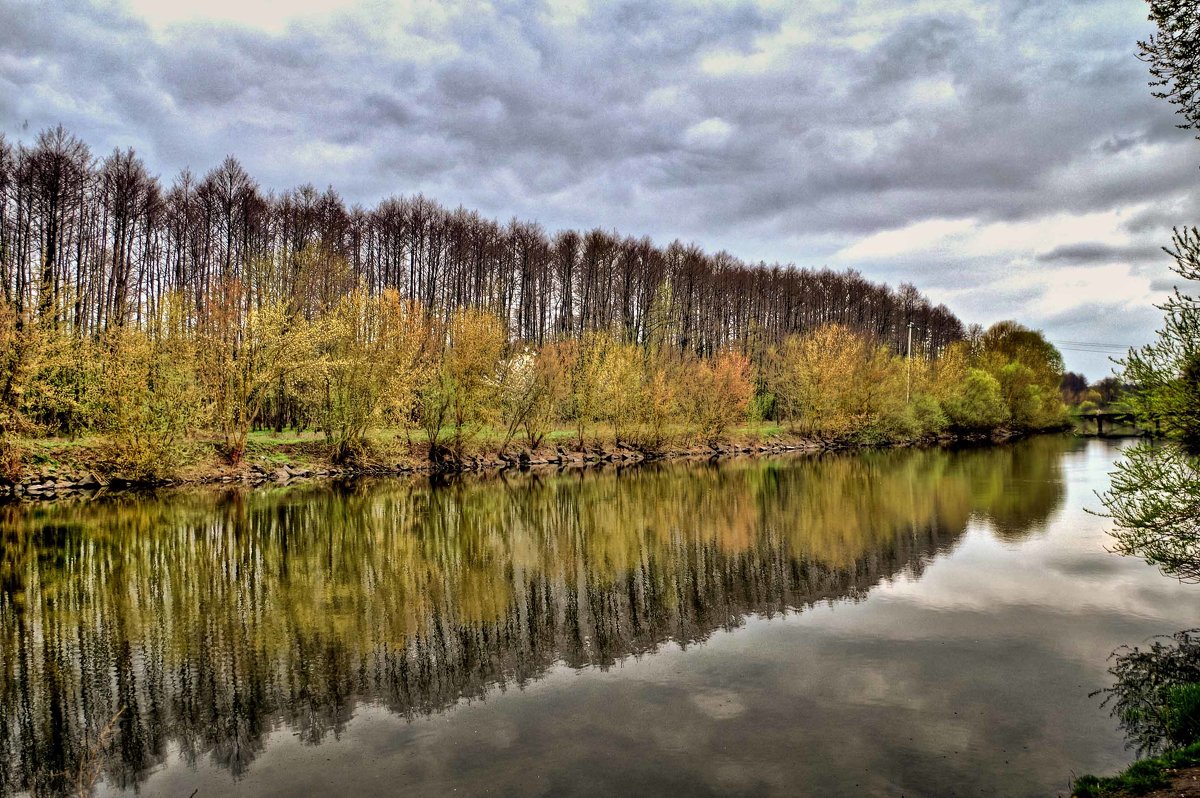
[0,127,1066,480]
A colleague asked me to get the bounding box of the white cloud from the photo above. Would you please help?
[836,208,1153,265]
[122,0,359,32]
[835,218,976,260]
[684,117,734,149]
[541,0,589,27]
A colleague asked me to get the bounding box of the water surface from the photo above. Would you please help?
[3,437,1198,797]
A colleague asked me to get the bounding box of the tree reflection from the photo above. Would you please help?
[0,442,1066,797]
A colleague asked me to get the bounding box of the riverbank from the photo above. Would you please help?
[1073,742,1200,797]
[0,423,1042,500]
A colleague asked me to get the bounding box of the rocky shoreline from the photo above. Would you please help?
[0,431,1038,502]
[0,440,834,500]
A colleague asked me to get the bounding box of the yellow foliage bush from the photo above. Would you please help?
[315,289,427,462]
[418,306,506,456]
[770,324,909,441]
[95,319,203,480]
[680,350,753,446]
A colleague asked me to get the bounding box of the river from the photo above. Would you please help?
[2,436,1198,797]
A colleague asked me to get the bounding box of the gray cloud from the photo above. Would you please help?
[0,0,1191,374]
[1036,243,1163,265]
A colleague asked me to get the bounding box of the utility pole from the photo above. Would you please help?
[906,321,915,403]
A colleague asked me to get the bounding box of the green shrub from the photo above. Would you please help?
[911,393,948,435]
[749,390,776,423]
[1165,683,1200,748]
[942,369,1008,432]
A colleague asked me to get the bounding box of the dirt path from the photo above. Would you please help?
[1144,766,1200,797]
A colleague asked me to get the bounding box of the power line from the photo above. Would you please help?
[1056,340,1134,348]
[1050,339,1137,355]
[1055,346,1129,352]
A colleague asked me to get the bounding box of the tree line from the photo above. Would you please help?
[0,127,1070,478]
[0,126,963,354]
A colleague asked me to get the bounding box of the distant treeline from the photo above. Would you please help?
[0,126,962,356]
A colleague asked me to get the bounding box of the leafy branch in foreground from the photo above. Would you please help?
[1094,630,1200,756]
[1138,0,1200,135]
[1101,442,1200,582]
[1120,227,1200,443]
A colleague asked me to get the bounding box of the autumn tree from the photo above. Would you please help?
[498,345,569,450]
[418,307,506,458]
[681,350,753,446]
[770,325,909,441]
[314,288,426,463]
[196,281,316,463]
[637,360,677,448]
[975,321,1066,429]
[560,333,606,448]
[596,336,643,445]
[93,301,202,479]
[0,306,78,477]
[0,310,96,442]
[942,369,1008,432]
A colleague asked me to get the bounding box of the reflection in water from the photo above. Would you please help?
[0,439,1067,797]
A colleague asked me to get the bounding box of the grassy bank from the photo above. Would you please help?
[1,422,1034,499]
[1072,632,1200,798]
[1073,743,1200,797]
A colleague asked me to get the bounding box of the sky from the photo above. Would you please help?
[2,0,1195,378]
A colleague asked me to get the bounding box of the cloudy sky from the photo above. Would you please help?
[2,0,1194,376]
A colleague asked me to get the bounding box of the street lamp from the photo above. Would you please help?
[906,321,915,403]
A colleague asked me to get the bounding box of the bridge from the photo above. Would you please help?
[1076,411,1159,437]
